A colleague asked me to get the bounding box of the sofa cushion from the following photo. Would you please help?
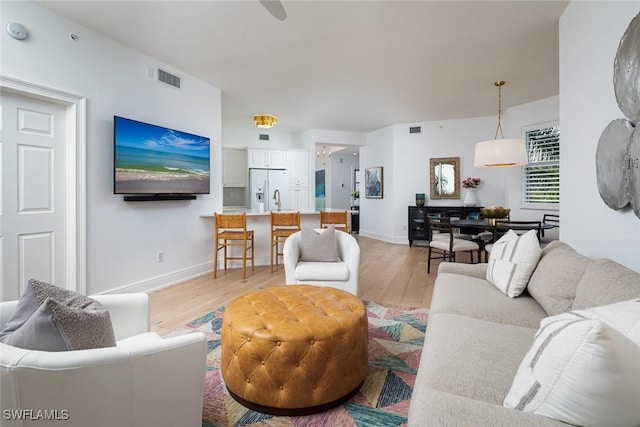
[504,313,640,426]
[526,241,590,316]
[299,225,340,262]
[486,230,542,297]
[416,313,537,405]
[0,279,116,351]
[294,261,349,281]
[572,258,640,310]
[431,273,548,329]
[408,387,566,427]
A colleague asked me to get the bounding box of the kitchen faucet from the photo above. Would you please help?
[273,189,281,211]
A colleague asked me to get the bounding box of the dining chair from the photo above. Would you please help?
[540,213,560,244]
[484,220,542,259]
[213,213,254,279]
[427,216,480,273]
[320,210,350,233]
[270,211,301,272]
[444,210,473,241]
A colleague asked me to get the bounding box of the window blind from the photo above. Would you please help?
[524,126,560,205]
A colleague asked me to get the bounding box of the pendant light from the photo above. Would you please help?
[317,145,331,165]
[253,114,277,128]
[474,81,527,168]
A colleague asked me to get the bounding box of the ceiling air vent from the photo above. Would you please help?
[157,68,182,90]
[409,126,421,134]
[259,134,270,141]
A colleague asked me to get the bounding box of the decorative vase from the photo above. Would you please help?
[415,193,425,206]
[463,188,479,207]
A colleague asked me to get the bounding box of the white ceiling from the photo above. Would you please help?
[37,0,569,133]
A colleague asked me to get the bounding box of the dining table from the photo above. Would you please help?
[450,219,555,232]
[450,219,555,262]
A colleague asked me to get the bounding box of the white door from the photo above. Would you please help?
[1,91,67,300]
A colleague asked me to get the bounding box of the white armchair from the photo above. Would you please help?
[0,293,207,427]
[283,230,360,296]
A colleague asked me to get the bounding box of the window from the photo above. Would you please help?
[523,124,559,209]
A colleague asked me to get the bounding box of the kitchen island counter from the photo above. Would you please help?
[201,210,353,270]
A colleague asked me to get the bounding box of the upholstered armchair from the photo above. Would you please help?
[0,293,207,427]
[283,229,360,296]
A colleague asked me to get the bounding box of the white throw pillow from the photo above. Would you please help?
[575,298,640,345]
[504,313,640,427]
[486,229,542,297]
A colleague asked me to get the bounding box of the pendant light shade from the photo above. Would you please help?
[474,81,527,168]
[474,138,527,167]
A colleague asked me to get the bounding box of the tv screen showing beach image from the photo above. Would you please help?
[114,116,210,194]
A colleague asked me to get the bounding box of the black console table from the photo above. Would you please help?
[408,206,483,246]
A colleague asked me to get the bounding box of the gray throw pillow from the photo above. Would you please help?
[299,225,341,262]
[0,279,116,351]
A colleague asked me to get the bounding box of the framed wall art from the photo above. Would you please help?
[365,166,384,198]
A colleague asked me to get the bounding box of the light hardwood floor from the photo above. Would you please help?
[149,236,437,336]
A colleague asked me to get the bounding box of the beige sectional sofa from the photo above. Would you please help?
[407,241,640,426]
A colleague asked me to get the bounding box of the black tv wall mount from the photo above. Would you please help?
[123,194,197,201]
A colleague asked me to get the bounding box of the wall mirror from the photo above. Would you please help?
[430,157,460,200]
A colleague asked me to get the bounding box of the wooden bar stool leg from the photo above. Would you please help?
[213,240,218,278]
[242,237,247,279]
[223,240,228,272]
[270,235,275,273]
[250,235,255,272]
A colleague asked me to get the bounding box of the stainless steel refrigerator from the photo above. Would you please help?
[249,168,290,211]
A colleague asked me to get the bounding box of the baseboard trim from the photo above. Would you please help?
[358,230,408,245]
[100,261,213,295]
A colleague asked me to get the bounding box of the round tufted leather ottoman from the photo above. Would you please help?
[221,285,368,415]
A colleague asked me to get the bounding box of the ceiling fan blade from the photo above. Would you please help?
[259,0,287,21]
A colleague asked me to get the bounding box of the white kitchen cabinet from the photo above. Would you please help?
[247,149,287,169]
[287,151,309,187]
[223,149,247,187]
[288,187,309,211]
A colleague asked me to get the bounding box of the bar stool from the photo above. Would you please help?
[214,213,254,279]
[270,211,301,272]
[320,210,350,233]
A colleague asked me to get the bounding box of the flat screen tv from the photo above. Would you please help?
[113,116,210,196]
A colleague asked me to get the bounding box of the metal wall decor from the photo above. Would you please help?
[596,12,640,219]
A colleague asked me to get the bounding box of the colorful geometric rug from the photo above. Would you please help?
[168,301,429,427]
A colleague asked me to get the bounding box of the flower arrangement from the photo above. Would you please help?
[462,177,481,188]
[351,190,360,199]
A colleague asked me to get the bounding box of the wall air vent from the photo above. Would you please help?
[259,134,269,141]
[409,126,421,134]
[157,68,182,90]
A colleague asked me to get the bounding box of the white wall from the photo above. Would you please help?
[328,149,359,209]
[222,127,304,150]
[1,2,223,294]
[360,126,395,241]
[301,129,367,209]
[362,105,559,244]
[560,2,640,271]
[506,95,560,222]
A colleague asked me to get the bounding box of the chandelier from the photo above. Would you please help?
[474,81,527,168]
[317,145,331,165]
[253,114,277,128]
